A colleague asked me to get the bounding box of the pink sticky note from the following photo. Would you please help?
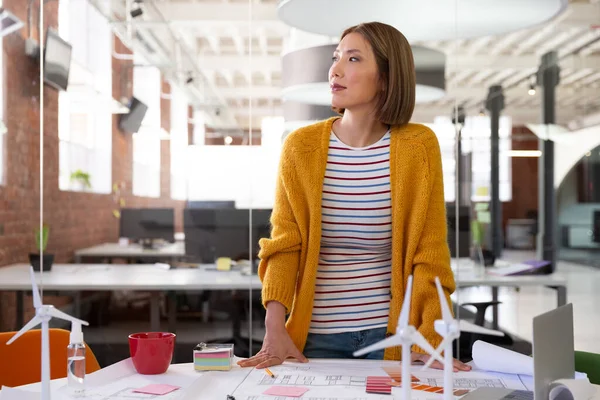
[263,386,309,397]
[133,384,180,395]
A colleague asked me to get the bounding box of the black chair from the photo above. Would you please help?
[455,301,514,361]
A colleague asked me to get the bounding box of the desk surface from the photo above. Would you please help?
[13,360,600,400]
[0,260,567,292]
[451,259,568,287]
[74,242,186,257]
[0,264,261,291]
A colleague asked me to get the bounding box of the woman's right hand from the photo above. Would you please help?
[237,301,308,369]
[237,325,308,369]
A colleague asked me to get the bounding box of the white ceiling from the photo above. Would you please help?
[92,0,600,132]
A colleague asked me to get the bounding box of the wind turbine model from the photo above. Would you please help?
[7,267,89,400]
[421,276,462,400]
[353,275,445,400]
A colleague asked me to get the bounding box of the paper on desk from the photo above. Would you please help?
[472,340,535,375]
[472,341,589,382]
[0,387,68,400]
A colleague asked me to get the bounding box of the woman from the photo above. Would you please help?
[238,21,470,372]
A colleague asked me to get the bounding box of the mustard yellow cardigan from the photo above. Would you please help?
[257,117,455,360]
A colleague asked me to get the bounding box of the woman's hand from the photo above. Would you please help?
[237,326,308,369]
[237,301,308,369]
[411,352,471,372]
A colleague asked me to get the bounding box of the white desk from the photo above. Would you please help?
[451,259,568,329]
[0,263,260,332]
[0,260,567,335]
[74,242,186,263]
[11,359,600,400]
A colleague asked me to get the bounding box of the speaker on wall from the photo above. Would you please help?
[118,97,148,133]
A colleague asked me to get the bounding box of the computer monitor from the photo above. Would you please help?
[446,204,471,257]
[187,201,235,209]
[44,28,72,91]
[120,208,175,248]
[183,208,271,264]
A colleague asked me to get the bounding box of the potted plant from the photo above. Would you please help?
[70,170,92,191]
[470,204,496,267]
[29,225,54,272]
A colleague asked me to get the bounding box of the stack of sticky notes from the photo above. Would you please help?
[193,343,234,371]
[366,376,393,394]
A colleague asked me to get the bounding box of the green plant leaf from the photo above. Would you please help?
[35,225,49,252]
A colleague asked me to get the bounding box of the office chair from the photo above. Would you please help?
[454,301,514,361]
[0,328,100,388]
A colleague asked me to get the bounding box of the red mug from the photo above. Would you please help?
[128,332,176,374]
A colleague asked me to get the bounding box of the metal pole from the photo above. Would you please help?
[536,51,560,271]
[486,85,505,259]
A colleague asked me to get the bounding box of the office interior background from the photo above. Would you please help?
[0,0,599,368]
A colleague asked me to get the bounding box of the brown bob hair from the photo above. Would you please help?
[332,21,416,126]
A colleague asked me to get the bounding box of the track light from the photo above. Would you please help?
[479,108,485,116]
[528,84,536,96]
[186,73,194,84]
[130,7,143,18]
[130,0,143,18]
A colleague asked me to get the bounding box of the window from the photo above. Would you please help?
[57,0,112,193]
[429,115,513,203]
[132,55,161,198]
[170,85,188,200]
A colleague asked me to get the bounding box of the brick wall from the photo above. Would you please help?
[0,2,185,331]
[502,126,540,231]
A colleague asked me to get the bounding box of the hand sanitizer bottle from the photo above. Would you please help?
[67,321,86,392]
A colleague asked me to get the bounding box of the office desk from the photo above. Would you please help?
[12,359,600,400]
[74,242,186,263]
[451,259,568,329]
[0,263,260,332]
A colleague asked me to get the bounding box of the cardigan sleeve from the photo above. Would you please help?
[410,130,456,354]
[257,140,302,314]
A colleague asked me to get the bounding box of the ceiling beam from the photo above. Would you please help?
[156,2,277,22]
[196,53,600,73]
[215,83,592,104]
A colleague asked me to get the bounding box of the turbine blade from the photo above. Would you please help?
[435,277,453,323]
[421,336,453,370]
[47,307,89,326]
[412,331,444,365]
[353,335,402,357]
[7,317,42,345]
[398,275,413,328]
[459,320,503,336]
[29,267,42,308]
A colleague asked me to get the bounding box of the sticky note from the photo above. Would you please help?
[216,257,232,271]
[366,376,392,394]
[263,386,309,397]
[381,366,420,383]
[133,384,180,395]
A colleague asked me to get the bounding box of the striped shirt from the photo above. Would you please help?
[309,130,392,334]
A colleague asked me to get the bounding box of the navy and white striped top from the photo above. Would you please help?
[309,130,392,334]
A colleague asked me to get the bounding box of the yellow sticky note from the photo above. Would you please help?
[216,257,232,271]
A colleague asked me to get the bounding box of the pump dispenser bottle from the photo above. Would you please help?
[67,321,86,392]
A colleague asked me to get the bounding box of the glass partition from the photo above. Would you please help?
[12,0,590,382]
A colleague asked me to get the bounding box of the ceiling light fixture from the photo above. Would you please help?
[277,0,567,42]
[528,83,536,96]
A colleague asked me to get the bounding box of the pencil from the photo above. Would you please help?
[265,368,275,378]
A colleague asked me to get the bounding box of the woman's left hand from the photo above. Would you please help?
[411,352,471,372]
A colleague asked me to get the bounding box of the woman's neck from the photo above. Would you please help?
[333,110,389,148]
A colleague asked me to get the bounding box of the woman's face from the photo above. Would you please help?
[329,32,382,113]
